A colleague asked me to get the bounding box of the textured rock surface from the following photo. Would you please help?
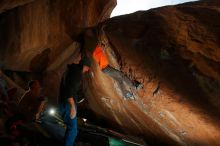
[0,0,116,71]
[0,0,35,13]
[0,0,116,102]
[83,0,220,145]
[1,0,220,145]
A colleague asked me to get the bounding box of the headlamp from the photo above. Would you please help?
[49,108,56,116]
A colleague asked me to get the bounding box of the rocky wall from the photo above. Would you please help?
[83,0,220,145]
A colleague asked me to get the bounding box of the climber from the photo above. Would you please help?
[58,56,91,146]
[92,42,142,99]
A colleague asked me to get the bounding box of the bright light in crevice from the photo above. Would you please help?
[82,118,87,122]
[111,0,199,17]
[49,108,56,116]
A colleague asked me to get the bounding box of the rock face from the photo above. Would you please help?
[0,0,116,71]
[83,0,220,145]
[0,0,35,13]
[0,0,116,102]
[1,0,220,145]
